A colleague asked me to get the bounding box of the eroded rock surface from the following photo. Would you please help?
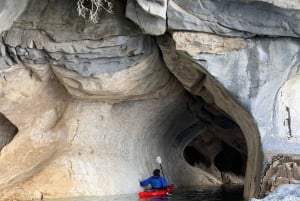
[167,0,300,37]
[0,0,186,200]
[126,0,167,35]
[0,0,300,200]
[259,155,300,197]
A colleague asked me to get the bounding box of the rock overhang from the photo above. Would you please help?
[0,0,300,200]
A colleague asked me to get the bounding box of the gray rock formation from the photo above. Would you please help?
[126,0,167,35]
[0,0,300,200]
[0,0,29,34]
[168,0,300,37]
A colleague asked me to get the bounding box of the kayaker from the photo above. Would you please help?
[140,169,168,190]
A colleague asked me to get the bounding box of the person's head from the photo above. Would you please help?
[153,169,160,176]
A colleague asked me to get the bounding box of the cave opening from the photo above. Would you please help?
[182,96,248,186]
[0,113,18,151]
[214,143,246,176]
[157,33,262,199]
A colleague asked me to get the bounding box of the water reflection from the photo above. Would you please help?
[140,197,169,201]
[45,185,243,201]
[166,185,244,201]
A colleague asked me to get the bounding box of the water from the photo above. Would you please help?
[47,185,244,201]
[165,185,244,201]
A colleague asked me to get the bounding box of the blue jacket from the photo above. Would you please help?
[140,176,168,189]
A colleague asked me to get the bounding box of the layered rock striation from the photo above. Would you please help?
[0,0,300,200]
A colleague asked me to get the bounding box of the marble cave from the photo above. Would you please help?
[0,0,300,200]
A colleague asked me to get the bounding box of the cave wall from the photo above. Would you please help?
[0,0,194,199]
[0,0,300,200]
[0,0,29,34]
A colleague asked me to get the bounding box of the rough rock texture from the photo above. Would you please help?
[0,0,300,201]
[126,0,167,35]
[259,155,300,197]
[0,0,29,34]
[129,0,300,37]
[244,0,300,9]
[167,0,300,38]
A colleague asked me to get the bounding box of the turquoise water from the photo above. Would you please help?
[47,185,244,201]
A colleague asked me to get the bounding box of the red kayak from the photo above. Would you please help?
[139,185,174,198]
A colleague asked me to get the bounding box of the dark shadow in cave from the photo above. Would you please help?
[0,113,18,151]
[184,146,211,167]
[182,96,248,185]
[214,143,246,176]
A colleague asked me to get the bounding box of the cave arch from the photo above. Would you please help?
[0,113,18,151]
[157,34,263,199]
[182,99,248,184]
[170,83,263,199]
